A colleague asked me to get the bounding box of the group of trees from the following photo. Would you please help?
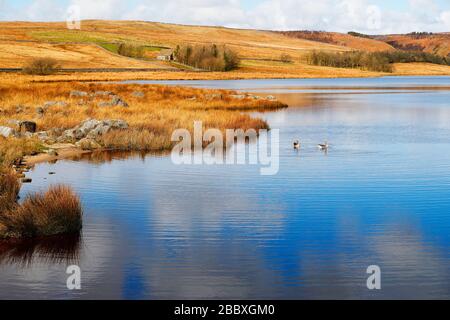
[386,40,425,52]
[381,50,450,65]
[174,44,240,71]
[117,43,145,59]
[305,50,450,73]
[305,50,393,72]
[347,31,374,39]
[279,31,336,45]
[406,32,434,39]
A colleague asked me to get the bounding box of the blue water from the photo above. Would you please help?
[1,77,450,299]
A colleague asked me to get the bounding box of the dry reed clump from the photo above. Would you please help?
[0,170,20,213]
[100,128,172,151]
[0,185,82,239]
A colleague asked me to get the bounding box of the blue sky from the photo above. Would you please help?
[1,0,449,33]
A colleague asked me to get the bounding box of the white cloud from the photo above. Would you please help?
[70,0,125,20]
[0,0,449,33]
[440,11,450,29]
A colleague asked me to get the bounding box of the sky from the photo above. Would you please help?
[0,0,449,34]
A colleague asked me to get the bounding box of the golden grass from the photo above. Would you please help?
[100,129,172,151]
[0,170,20,213]
[0,185,82,239]
[392,62,450,75]
[0,82,284,152]
[0,20,349,70]
[326,32,394,52]
[0,41,173,69]
[0,137,42,167]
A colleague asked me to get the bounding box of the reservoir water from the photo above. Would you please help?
[1,76,450,299]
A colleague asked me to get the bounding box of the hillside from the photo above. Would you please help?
[376,33,450,57]
[0,20,348,69]
[278,31,394,52]
[0,20,449,79]
[0,41,172,69]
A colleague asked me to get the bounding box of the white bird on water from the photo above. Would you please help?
[318,141,329,150]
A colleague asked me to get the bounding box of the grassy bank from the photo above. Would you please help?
[0,82,285,151]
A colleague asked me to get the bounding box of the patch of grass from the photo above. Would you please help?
[98,42,120,53]
[30,30,126,44]
[31,30,167,60]
[0,137,43,168]
[99,43,165,56]
[0,170,20,213]
[0,185,82,239]
[100,129,172,151]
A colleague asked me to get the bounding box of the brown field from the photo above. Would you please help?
[0,41,172,69]
[279,31,394,52]
[328,32,394,51]
[392,62,450,75]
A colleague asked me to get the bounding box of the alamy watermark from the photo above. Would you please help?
[66,265,81,290]
[366,265,381,290]
[171,121,279,176]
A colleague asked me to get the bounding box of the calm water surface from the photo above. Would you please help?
[1,77,450,299]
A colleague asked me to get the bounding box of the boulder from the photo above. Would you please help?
[35,131,49,141]
[98,102,114,108]
[19,121,37,133]
[247,94,262,100]
[75,138,102,150]
[230,94,246,100]
[86,119,128,139]
[47,149,58,156]
[7,119,21,127]
[58,119,129,142]
[44,101,68,108]
[111,96,129,107]
[70,90,88,98]
[0,126,17,138]
[94,91,114,97]
[205,93,223,100]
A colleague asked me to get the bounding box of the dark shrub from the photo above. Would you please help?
[175,44,240,71]
[22,58,59,75]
